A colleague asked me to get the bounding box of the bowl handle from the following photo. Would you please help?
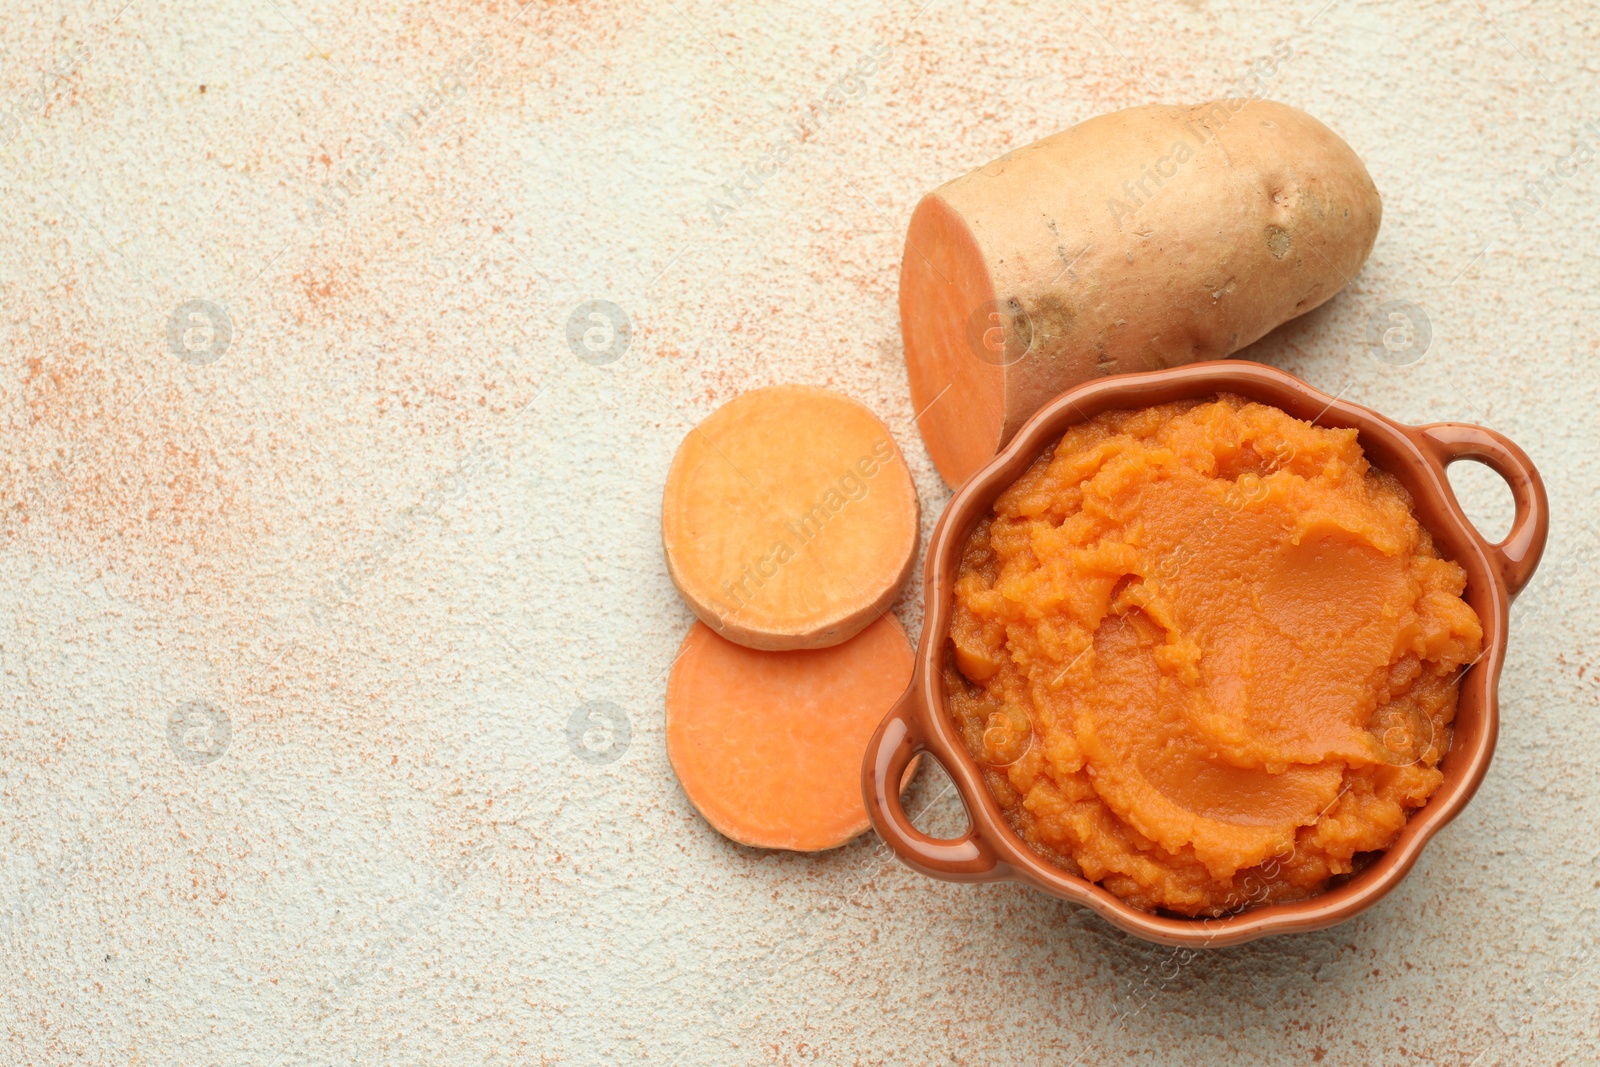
[862,685,1004,881]
[1417,423,1549,599]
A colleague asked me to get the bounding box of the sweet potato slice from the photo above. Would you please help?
[662,384,919,650]
[900,99,1382,487]
[666,614,915,851]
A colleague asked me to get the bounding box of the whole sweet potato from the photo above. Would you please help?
[899,99,1382,486]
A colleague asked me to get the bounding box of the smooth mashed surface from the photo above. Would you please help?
[947,396,1483,916]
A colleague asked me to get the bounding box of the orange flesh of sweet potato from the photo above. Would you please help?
[665,614,915,851]
[900,99,1383,487]
[661,384,919,650]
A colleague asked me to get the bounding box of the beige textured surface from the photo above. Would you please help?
[1,1,1596,1063]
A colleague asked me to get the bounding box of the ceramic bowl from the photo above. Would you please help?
[862,360,1548,947]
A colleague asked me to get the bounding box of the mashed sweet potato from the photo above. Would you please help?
[946,395,1483,916]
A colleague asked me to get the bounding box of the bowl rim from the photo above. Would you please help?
[864,359,1548,948]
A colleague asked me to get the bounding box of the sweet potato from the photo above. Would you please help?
[899,99,1382,486]
[665,614,916,851]
[661,384,919,650]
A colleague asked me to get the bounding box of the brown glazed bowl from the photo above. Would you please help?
[863,360,1548,948]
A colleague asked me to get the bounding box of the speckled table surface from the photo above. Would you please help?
[2,0,1597,1063]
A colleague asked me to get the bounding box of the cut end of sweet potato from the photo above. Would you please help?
[899,193,1008,489]
[662,384,919,650]
[665,614,917,852]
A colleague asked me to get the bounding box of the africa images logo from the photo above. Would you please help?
[166,300,233,365]
[167,700,231,766]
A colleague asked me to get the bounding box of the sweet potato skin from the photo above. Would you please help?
[900,99,1382,486]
